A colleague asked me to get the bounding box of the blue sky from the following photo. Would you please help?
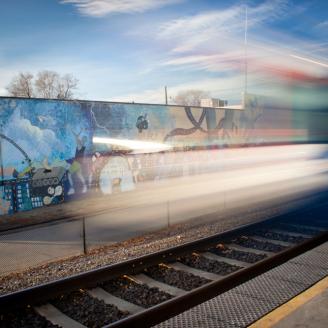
[0,0,327,104]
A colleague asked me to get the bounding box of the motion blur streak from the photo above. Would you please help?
[136,144,328,205]
[80,144,328,248]
[92,136,172,153]
[289,54,328,69]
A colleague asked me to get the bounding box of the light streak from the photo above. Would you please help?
[290,54,328,68]
[93,136,171,153]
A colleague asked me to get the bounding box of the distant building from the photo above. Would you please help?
[200,98,227,108]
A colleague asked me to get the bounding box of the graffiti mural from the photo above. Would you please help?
[0,93,315,218]
[0,98,92,215]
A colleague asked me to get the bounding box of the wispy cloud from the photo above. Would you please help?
[151,0,328,82]
[150,0,301,79]
[158,0,290,53]
[315,20,328,30]
[161,52,244,73]
[61,0,183,17]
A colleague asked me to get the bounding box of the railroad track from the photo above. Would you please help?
[1,202,327,328]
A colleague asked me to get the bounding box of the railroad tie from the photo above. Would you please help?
[270,229,311,238]
[227,243,275,256]
[201,251,251,268]
[87,287,144,314]
[132,273,187,297]
[169,262,222,281]
[34,304,86,328]
[250,236,294,247]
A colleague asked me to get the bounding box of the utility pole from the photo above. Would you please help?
[164,86,168,105]
[244,6,248,98]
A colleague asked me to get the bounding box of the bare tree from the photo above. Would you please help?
[6,72,34,98]
[7,70,79,99]
[56,74,79,99]
[173,89,210,106]
[35,70,62,99]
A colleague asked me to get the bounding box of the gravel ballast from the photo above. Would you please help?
[102,276,172,308]
[253,229,308,243]
[275,224,319,236]
[209,244,267,263]
[0,307,58,328]
[51,290,127,327]
[0,198,307,296]
[145,265,210,291]
[232,236,287,253]
[178,254,241,275]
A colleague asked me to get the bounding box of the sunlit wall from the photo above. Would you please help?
[0,91,327,218]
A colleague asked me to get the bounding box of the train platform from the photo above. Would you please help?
[250,275,328,327]
[155,241,328,328]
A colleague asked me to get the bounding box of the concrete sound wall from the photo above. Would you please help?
[0,95,313,218]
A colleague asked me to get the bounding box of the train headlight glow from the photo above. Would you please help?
[92,136,172,153]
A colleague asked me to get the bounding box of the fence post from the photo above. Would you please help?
[167,200,170,228]
[82,216,87,255]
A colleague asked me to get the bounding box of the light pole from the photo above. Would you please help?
[164,86,168,105]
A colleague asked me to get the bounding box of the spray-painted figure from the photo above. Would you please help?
[67,129,87,195]
[136,113,149,133]
[88,151,103,190]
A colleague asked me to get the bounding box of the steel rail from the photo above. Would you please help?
[0,203,313,311]
[0,199,327,319]
[0,214,269,311]
[105,230,328,328]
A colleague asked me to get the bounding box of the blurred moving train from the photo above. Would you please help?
[0,73,328,219]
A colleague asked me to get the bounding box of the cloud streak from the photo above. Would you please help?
[158,0,290,53]
[315,20,328,30]
[61,0,183,17]
[151,0,328,85]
